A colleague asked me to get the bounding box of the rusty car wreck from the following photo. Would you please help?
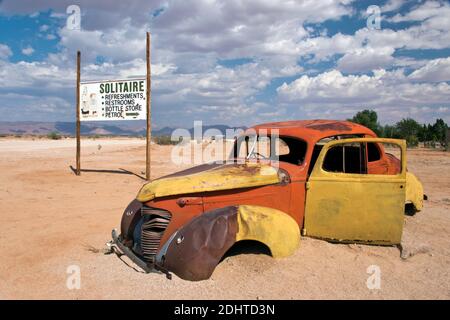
[109,120,425,281]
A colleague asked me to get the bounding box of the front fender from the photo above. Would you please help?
[159,205,300,281]
[406,172,424,212]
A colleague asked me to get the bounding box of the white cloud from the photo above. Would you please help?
[0,44,12,60]
[21,46,35,56]
[0,92,72,121]
[390,1,445,23]
[277,69,450,123]
[295,1,450,72]
[57,19,148,63]
[17,0,353,126]
[293,18,450,73]
[152,0,352,56]
[0,0,449,126]
[389,1,450,34]
[80,58,176,80]
[278,70,384,103]
[380,0,405,13]
[0,1,164,29]
[39,24,50,32]
[0,60,73,92]
[151,62,276,124]
[47,0,352,74]
[296,32,358,62]
[337,47,395,73]
[409,57,450,82]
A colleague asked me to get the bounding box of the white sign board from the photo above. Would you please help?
[79,79,146,121]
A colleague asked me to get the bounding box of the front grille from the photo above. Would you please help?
[141,206,172,264]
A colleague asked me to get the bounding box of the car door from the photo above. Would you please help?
[304,138,406,244]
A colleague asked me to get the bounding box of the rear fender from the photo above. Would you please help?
[406,172,425,212]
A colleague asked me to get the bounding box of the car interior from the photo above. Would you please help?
[308,134,365,175]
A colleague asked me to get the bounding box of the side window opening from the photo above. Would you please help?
[368,142,381,162]
[309,134,364,176]
[320,141,402,175]
[323,142,367,174]
[275,137,307,165]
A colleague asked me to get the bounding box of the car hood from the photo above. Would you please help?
[136,162,280,202]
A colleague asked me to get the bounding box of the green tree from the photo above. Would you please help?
[395,118,422,147]
[47,131,62,140]
[417,124,427,142]
[348,109,381,135]
[379,124,396,138]
[431,118,448,147]
[153,135,181,145]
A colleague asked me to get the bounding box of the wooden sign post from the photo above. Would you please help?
[76,50,81,176]
[74,33,152,178]
[146,32,152,181]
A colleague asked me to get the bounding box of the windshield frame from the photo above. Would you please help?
[230,134,308,165]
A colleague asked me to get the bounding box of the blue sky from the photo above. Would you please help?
[0,0,449,128]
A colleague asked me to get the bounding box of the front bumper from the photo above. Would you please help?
[108,229,172,279]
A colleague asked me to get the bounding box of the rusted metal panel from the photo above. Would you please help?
[160,205,300,281]
[161,206,239,281]
[136,163,280,202]
[367,152,401,174]
[249,120,377,145]
[304,121,352,131]
[163,162,223,178]
[120,199,142,245]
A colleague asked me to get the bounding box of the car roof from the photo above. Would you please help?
[246,119,376,143]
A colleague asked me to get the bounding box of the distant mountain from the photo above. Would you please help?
[0,121,246,137]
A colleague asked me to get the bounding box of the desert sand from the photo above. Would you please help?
[0,137,449,299]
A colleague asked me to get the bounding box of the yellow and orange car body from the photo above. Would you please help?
[113,120,425,281]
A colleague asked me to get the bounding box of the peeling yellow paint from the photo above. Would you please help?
[236,205,300,258]
[406,172,424,211]
[137,163,280,202]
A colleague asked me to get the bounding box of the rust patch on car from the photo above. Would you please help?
[305,121,352,131]
[162,162,223,179]
[136,163,280,202]
[161,206,239,281]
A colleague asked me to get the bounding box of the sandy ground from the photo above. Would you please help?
[0,137,449,300]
